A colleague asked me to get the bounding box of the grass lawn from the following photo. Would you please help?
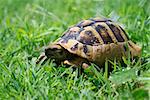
[0,0,150,99]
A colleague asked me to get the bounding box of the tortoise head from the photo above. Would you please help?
[45,44,69,63]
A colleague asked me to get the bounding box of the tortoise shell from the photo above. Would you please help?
[37,17,141,67]
[55,17,141,65]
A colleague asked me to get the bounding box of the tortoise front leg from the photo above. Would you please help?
[36,52,49,64]
[63,58,90,69]
[82,63,90,69]
[63,58,90,75]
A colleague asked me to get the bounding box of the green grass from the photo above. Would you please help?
[0,0,150,99]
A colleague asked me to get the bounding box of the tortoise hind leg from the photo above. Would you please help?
[128,41,141,57]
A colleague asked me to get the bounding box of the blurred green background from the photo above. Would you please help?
[0,0,150,99]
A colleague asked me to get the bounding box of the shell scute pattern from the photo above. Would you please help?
[106,22,125,42]
[61,27,80,43]
[70,43,79,51]
[60,17,129,48]
[57,17,140,64]
[78,26,100,45]
[94,23,113,44]
[76,20,94,28]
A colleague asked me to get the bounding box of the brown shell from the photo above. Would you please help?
[59,17,129,45]
[56,17,141,65]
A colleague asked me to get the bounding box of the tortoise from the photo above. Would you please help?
[36,17,141,70]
